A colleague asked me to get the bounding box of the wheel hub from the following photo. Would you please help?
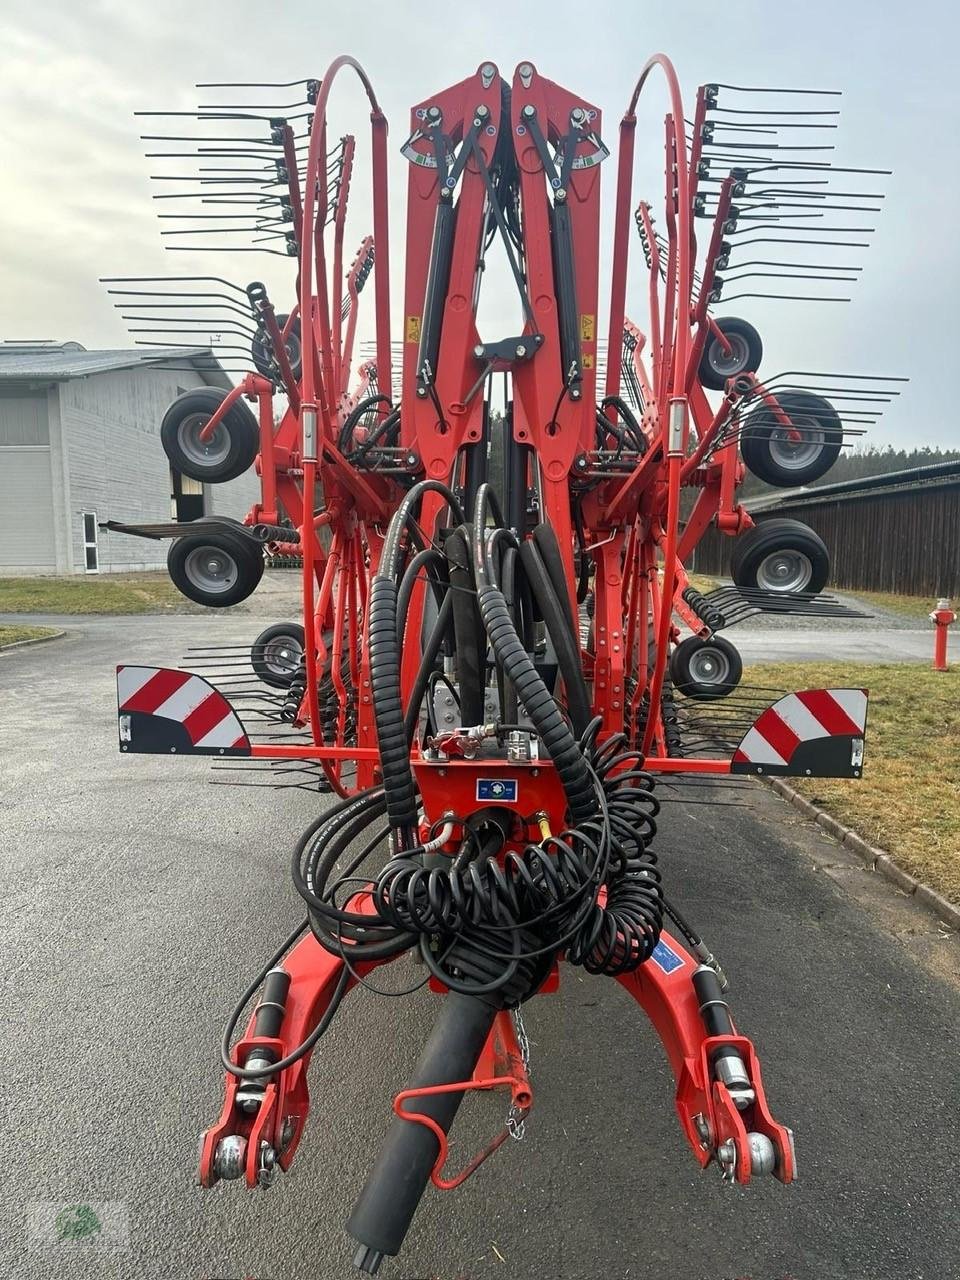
[708,332,750,378]
[263,636,303,676]
[184,546,238,593]
[768,415,824,470]
[756,549,813,593]
[178,412,230,467]
[689,646,730,684]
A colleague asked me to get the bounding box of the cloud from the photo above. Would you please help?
[0,0,957,445]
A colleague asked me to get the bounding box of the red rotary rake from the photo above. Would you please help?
[106,53,904,1273]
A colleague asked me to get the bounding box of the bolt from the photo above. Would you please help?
[476,103,489,118]
[406,452,418,467]
[474,343,485,358]
[417,387,427,398]
[522,103,536,118]
[515,344,527,358]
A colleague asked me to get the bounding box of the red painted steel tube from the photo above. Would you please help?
[619,56,694,756]
[604,113,637,402]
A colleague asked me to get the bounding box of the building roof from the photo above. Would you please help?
[0,341,230,387]
[746,459,960,513]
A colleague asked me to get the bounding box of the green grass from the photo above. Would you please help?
[685,573,720,594]
[0,573,187,615]
[746,661,960,904]
[0,624,61,647]
[845,588,940,623]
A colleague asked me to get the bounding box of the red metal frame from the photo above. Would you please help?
[198,907,793,1192]
[113,54,895,1226]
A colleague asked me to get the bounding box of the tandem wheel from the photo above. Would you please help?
[730,518,830,595]
[167,531,264,608]
[669,634,743,699]
[160,388,260,484]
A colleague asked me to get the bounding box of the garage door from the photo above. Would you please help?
[0,447,56,568]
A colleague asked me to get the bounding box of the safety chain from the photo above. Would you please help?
[507,1008,531,1142]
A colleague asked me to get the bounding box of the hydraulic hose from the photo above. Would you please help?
[403,591,454,744]
[476,580,594,823]
[531,523,578,638]
[445,528,486,726]
[499,544,520,724]
[378,479,463,581]
[395,548,449,649]
[337,394,394,454]
[518,538,591,738]
[369,481,464,845]
[469,484,594,822]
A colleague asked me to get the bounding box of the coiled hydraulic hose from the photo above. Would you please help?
[372,718,661,988]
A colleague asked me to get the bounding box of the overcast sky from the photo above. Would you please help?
[0,0,955,447]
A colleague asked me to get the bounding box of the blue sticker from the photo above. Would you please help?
[477,778,517,802]
[650,939,685,974]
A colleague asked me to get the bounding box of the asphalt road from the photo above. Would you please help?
[0,610,938,665]
[2,617,958,1280]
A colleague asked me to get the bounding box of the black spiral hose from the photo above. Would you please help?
[369,576,419,844]
[370,724,662,989]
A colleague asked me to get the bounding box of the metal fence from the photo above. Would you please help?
[690,477,960,597]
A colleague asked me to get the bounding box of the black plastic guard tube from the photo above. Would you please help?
[347,991,499,1272]
[368,576,418,841]
[519,539,591,739]
[476,581,595,824]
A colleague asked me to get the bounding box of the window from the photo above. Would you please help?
[82,512,99,573]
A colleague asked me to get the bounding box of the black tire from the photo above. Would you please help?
[251,622,305,688]
[251,314,302,381]
[741,390,842,487]
[698,317,763,390]
[160,388,260,484]
[730,518,830,595]
[167,532,264,608]
[670,635,742,700]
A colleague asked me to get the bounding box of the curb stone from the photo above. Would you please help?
[765,776,960,933]
[0,629,67,653]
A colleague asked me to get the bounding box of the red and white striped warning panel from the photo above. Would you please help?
[731,688,868,779]
[116,665,250,756]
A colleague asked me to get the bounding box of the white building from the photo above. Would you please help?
[0,342,259,574]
